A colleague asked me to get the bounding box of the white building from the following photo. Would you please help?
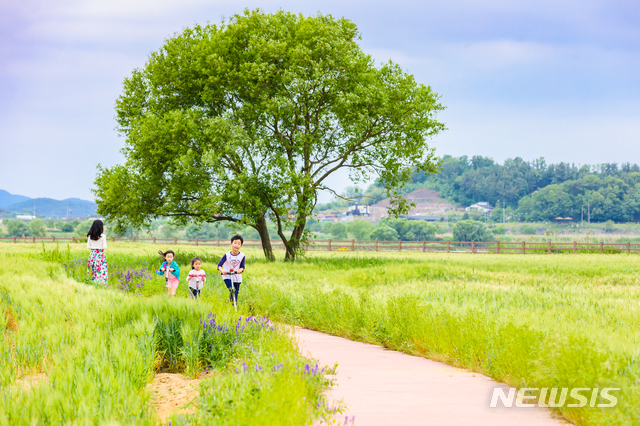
[465,202,495,214]
[346,204,370,217]
[16,215,36,220]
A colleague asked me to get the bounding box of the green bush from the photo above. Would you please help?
[452,220,493,242]
[6,220,32,237]
[605,220,616,233]
[370,225,399,241]
[520,225,537,235]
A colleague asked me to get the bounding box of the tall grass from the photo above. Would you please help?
[8,242,640,425]
[0,245,334,425]
[243,251,640,426]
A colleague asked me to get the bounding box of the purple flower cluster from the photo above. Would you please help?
[113,267,153,293]
[316,401,339,415]
[304,363,324,375]
[201,313,230,334]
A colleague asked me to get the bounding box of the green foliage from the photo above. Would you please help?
[605,220,616,233]
[239,251,640,426]
[29,219,47,237]
[520,225,538,235]
[370,225,399,241]
[74,219,94,237]
[452,220,494,242]
[461,212,470,220]
[347,220,374,241]
[96,9,445,261]
[383,218,437,241]
[493,225,506,235]
[517,177,640,223]
[0,249,333,425]
[5,220,32,237]
[60,222,74,232]
[328,222,347,240]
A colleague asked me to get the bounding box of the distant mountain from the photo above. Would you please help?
[4,197,97,218]
[0,190,30,208]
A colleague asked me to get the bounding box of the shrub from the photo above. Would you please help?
[370,225,399,241]
[520,225,537,235]
[605,220,615,233]
[452,220,494,242]
[6,220,32,237]
[493,225,506,235]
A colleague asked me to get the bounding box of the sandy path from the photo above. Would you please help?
[294,328,566,426]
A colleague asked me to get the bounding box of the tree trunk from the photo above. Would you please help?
[255,215,275,262]
[283,222,306,262]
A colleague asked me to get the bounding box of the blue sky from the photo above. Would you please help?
[1,0,638,202]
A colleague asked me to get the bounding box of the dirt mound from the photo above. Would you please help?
[4,308,18,332]
[16,373,48,391]
[148,373,206,424]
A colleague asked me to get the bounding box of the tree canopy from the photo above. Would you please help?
[94,9,445,260]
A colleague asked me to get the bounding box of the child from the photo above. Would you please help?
[186,256,207,299]
[157,250,180,297]
[217,235,245,304]
[87,219,108,285]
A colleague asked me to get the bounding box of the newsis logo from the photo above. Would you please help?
[490,387,620,408]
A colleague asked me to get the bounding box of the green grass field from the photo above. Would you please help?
[0,244,335,425]
[2,242,639,425]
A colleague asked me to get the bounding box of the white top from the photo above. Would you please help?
[87,234,107,250]
[187,269,207,289]
[219,251,245,283]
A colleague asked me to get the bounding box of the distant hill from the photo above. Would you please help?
[4,197,97,218]
[0,190,30,208]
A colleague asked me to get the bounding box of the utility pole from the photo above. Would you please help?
[581,206,583,226]
[588,202,590,224]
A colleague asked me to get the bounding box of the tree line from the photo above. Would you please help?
[358,155,640,223]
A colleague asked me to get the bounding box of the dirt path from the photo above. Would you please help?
[294,328,567,426]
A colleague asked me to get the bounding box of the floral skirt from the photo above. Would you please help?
[88,249,108,285]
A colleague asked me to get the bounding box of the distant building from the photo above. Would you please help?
[346,204,370,217]
[16,215,36,220]
[465,202,495,213]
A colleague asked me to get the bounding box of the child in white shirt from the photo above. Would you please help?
[187,256,207,299]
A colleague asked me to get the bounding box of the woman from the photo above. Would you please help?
[87,219,108,285]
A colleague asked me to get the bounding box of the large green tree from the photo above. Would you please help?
[95,10,445,261]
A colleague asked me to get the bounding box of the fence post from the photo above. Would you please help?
[600,242,604,254]
[471,241,475,254]
[52,236,55,243]
[547,241,551,254]
[217,238,220,247]
[398,240,402,252]
[573,241,577,254]
[132,236,136,243]
[496,240,500,254]
[174,237,177,245]
[446,241,450,253]
[628,242,631,255]
[328,239,332,251]
[521,241,525,254]
[153,237,156,244]
[32,236,35,243]
[422,240,426,253]
[72,236,76,243]
[375,239,378,252]
[13,237,16,243]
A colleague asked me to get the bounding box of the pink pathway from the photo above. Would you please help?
[294,328,567,426]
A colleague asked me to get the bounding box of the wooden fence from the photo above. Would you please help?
[1,236,639,255]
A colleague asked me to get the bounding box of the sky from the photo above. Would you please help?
[1,0,638,202]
